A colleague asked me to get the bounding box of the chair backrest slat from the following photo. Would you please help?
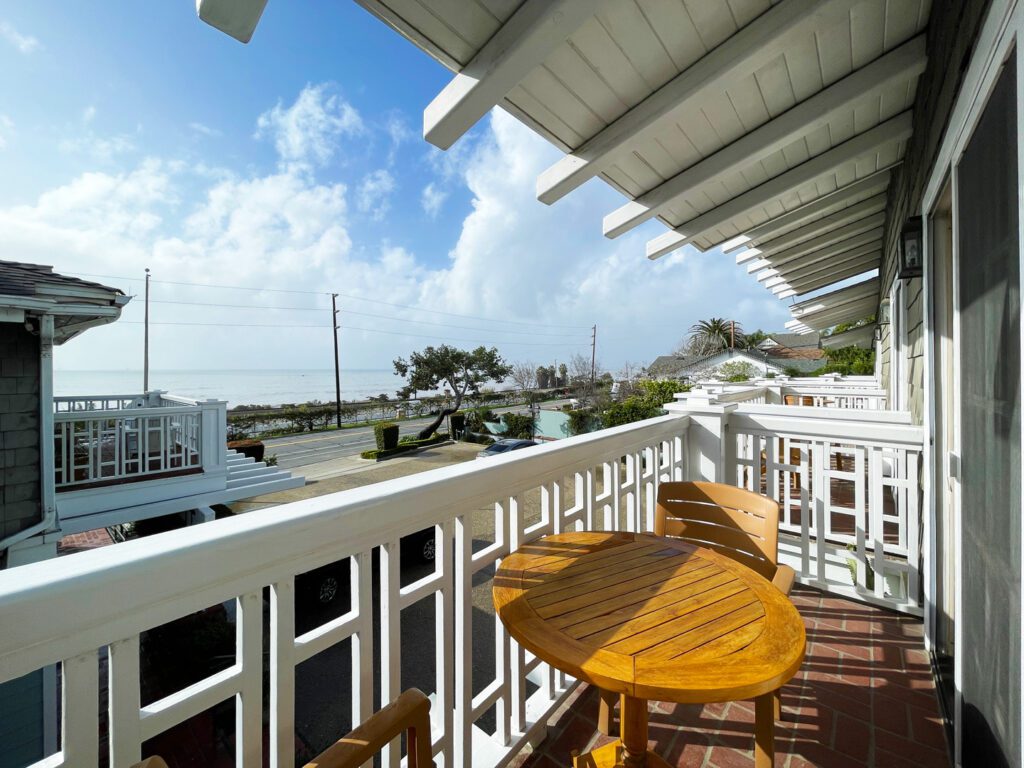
[654,481,780,581]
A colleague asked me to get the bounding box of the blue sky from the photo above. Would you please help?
[0,2,794,375]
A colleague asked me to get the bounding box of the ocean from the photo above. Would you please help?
[53,369,433,408]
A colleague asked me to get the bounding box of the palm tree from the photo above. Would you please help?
[687,318,744,355]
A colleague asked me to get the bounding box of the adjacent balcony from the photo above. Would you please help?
[0,378,945,768]
[50,392,301,534]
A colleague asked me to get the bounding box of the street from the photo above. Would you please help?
[262,401,570,470]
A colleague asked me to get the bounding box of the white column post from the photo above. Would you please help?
[201,399,228,477]
[665,391,736,483]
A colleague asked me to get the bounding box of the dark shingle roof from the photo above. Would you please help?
[764,332,820,349]
[0,260,123,298]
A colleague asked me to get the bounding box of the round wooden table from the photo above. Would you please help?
[493,531,806,768]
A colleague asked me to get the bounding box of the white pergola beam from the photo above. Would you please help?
[768,225,885,269]
[754,194,888,256]
[791,278,879,312]
[603,34,924,239]
[789,264,881,296]
[777,290,798,299]
[775,249,881,287]
[780,256,882,294]
[796,300,879,329]
[764,276,789,289]
[777,242,882,281]
[536,0,860,204]
[746,259,773,273]
[197,0,268,43]
[424,0,598,150]
[724,167,894,252]
[735,248,763,265]
[771,239,882,278]
[646,110,913,259]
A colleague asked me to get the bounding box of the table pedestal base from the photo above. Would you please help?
[571,741,673,768]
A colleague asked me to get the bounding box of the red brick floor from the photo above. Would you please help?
[511,586,950,768]
[56,527,114,555]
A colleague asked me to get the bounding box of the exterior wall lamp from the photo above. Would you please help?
[874,298,891,342]
[898,216,923,278]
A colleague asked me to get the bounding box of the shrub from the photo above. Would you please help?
[716,360,759,381]
[361,432,449,460]
[374,422,400,450]
[567,407,596,436]
[501,412,535,439]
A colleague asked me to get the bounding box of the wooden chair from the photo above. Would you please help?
[304,688,434,768]
[132,689,434,768]
[597,481,796,737]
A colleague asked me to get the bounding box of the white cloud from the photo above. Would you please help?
[0,21,39,54]
[421,182,446,218]
[1,94,791,376]
[255,84,363,170]
[58,133,136,162]
[0,115,13,149]
[356,169,395,220]
[82,106,96,124]
[189,121,222,138]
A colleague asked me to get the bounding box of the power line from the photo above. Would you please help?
[119,319,586,347]
[68,270,590,330]
[133,300,587,338]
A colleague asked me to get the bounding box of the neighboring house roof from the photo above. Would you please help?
[676,348,788,377]
[0,260,129,344]
[760,332,821,350]
[764,345,827,361]
[646,354,691,377]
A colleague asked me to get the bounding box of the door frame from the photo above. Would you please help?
[920,1,1023,764]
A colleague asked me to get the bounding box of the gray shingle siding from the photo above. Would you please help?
[0,324,40,540]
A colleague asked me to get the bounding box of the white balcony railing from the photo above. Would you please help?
[0,399,923,768]
[53,406,203,489]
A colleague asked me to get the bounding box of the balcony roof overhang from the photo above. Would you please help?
[785,276,880,331]
[208,0,930,321]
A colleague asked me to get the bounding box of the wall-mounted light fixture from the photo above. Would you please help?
[898,216,923,278]
[874,297,891,341]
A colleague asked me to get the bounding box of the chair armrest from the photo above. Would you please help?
[304,688,433,768]
[772,564,796,596]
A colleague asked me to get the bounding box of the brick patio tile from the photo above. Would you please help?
[832,713,871,763]
[541,715,598,764]
[665,729,712,768]
[786,740,868,768]
[908,704,949,751]
[871,690,909,735]
[875,729,950,767]
[707,745,755,768]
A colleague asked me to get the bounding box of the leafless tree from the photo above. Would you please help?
[510,360,537,393]
[569,352,596,385]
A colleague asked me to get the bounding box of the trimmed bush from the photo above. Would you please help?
[361,432,449,460]
[501,413,535,440]
[374,422,399,450]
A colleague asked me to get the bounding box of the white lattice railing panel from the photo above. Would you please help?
[729,409,922,613]
[1,414,690,768]
[53,406,203,489]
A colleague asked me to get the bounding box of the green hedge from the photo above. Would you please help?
[374,422,399,450]
[361,432,449,460]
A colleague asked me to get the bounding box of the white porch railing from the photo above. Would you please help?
[52,393,227,493]
[53,405,203,489]
[0,399,923,768]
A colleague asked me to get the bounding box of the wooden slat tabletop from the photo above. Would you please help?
[493,531,806,704]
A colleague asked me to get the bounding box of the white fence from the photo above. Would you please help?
[53,406,203,489]
[1,397,924,768]
[728,408,921,612]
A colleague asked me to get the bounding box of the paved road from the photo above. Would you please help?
[263,400,570,470]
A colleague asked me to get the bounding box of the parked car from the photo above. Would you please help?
[476,438,538,458]
[297,527,436,607]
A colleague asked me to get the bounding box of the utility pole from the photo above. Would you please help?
[332,294,342,428]
[590,324,597,389]
[730,320,735,350]
[143,268,150,392]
